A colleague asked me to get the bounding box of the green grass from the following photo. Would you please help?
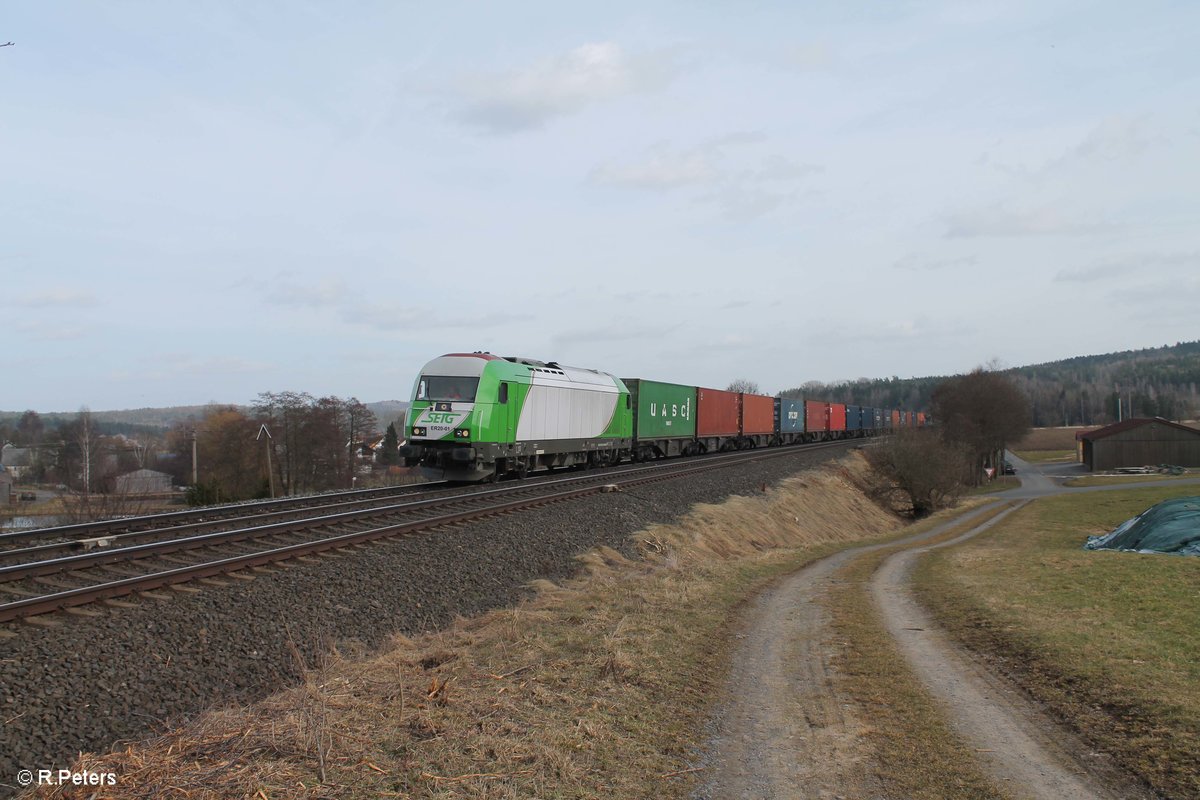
[1012,449,1075,463]
[966,476,1019,495]
[913,485,1200,799]
[1063,472,1195,487]
[827,504,1014,800]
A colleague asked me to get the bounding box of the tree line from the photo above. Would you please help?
[2,395,408,505]
[779,340,1200,426]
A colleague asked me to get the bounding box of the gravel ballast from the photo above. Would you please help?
[0,443,857,795]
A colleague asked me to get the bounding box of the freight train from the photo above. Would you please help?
[400,352,927,482]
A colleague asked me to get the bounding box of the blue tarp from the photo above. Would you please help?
[1084,497,1200,556]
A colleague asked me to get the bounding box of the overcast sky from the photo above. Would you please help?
[3,2,1198,412]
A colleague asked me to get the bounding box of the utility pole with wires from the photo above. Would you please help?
[257,424,276,498]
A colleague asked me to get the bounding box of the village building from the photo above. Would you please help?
[0,444,32,480]
[114,468,174,494]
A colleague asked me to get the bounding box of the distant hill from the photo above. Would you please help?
[7,342,1198,435]
[366,401,410,428]
[780,340,1200,427]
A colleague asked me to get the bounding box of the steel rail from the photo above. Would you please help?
[0,439,856,622]
[0,480,452,548]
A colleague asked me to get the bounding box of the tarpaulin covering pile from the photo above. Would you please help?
[1084,497,1200,556]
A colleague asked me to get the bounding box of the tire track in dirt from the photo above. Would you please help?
[873,502,1153,800]
[695,504,1002,799]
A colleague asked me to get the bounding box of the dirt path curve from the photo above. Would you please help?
[694,504,1001,800]
[873,502,1150,800]
[697,489,1159,800]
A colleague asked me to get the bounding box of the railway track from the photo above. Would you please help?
[0,479,451,551]
[0,440,854,624]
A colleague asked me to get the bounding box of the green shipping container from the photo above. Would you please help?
[623,379,697,440]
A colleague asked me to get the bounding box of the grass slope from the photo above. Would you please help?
[913,486,1200,798]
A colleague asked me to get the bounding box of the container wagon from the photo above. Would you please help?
[775,397,806,445]
[829,403,847,435]
[845,404,862,435]
[624,378,698,459]
[740,392,775,448]
[805,400,829,440]
[697,387,741,451]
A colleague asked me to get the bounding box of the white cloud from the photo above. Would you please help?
[945,205,1110,238]
[1056,252,1200,283]
[893,254,980,272]
[591,150,716,189]
[268,279,348,309]
[591,139,821,220]
[451,42,674,134]
[4,288,99,308]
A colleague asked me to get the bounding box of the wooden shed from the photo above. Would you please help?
[1078,417,1200,471]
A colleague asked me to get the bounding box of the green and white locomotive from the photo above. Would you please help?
[400,352,633,481]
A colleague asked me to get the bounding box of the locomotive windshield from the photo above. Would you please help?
[417,376,479,401]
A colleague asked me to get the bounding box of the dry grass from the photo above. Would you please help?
[1011,427,1087,451]
[913,486,1200,798]
[826,503,1015,800]
[31,454,905,800]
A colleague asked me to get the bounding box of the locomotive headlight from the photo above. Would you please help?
[412,426,427,436]
[454,428,470,438]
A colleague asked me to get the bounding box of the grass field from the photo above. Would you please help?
[913,485,1200,799]
[1011,427,1087,452]
[1063,472,1195,487]
[1011,448,1076,463]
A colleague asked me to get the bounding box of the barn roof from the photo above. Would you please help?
[1078,417,1200,442]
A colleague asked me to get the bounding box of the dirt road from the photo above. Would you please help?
[696,467,1158,799]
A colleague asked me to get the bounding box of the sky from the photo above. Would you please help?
[2,1,1198,412]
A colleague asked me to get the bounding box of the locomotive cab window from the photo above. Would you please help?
[417,376,480,401]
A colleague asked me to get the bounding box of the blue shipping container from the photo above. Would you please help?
[845,404,862,430]
[776,397,806,433]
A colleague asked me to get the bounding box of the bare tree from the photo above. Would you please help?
[726,378,761,394]
[931,368,1031,484]
[865,429,971,517]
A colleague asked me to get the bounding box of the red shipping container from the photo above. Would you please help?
[829,403,847,432]
[891,410,901,429]
[805,400,829,432]
[697,387,740,436]
[917,412,927,427]
[740,393,775,435]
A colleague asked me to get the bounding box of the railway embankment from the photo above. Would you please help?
[1,442,859,798]
[15,450,900,798]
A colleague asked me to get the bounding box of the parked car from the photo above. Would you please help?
[18,491,36,501]
[1002,462,1016,475]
